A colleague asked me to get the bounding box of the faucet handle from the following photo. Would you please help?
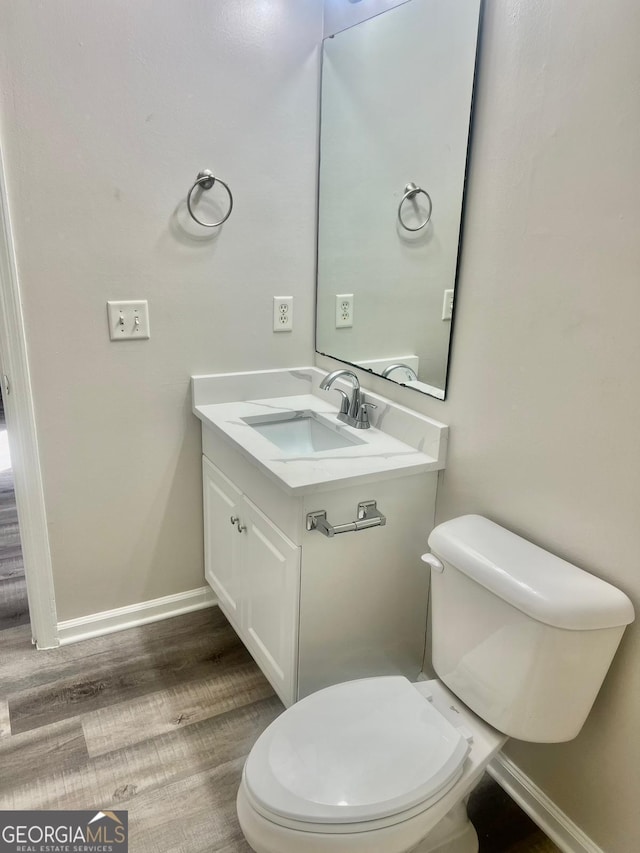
[358,401,377,426]
[333,389,350,415]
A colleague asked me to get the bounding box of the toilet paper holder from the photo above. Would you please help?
[306,501,386,538]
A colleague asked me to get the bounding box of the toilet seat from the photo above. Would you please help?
[244,676,470,828]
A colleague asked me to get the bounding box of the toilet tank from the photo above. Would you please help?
[426,515,634,742]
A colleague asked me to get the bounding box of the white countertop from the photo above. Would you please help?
[194,393,443,495]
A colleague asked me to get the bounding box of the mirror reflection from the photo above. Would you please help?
[315,0,481,398]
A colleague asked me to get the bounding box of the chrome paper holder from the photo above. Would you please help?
[306,501,386,538]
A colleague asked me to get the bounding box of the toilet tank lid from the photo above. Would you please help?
[428,515,635,630]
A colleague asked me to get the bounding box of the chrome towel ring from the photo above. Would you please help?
[186,169,233,228]
[397,182,432,232]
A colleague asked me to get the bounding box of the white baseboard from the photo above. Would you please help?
[489,754,605,853]
[57,586,217,646]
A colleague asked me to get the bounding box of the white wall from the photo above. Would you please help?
[319,0,640,849]
[0,0,322,620]
[324,0,411,37]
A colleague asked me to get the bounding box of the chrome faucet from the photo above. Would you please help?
[319,369,376,429]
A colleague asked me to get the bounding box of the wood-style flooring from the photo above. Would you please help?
[0,450,560,852]
[0,467,29,632]
[1,609,280,852]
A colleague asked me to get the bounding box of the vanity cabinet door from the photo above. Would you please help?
[202,457,243,629]
[241,496,300,707]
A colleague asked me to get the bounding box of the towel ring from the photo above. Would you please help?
[187,169,233,228]
[398,182,432,232]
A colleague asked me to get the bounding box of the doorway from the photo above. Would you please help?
[0,149,58,648]
[0,387,29,630]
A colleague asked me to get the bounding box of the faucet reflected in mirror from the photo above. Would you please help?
[315,0,481,399]
[382,363,419,382]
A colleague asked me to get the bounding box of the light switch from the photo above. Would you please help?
[107,300,150,340]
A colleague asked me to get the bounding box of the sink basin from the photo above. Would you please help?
[243,410,365,455]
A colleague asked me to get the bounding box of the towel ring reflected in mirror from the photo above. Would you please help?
[397,182,432,232]
[186,169,234,228]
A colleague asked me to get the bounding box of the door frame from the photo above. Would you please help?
[0,146,58,648]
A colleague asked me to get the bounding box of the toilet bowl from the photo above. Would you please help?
[237,677,506,853]
[237,515,634,853]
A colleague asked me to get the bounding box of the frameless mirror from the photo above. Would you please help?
[315,0,482,398]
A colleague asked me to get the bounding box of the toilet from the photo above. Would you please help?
[237,515,634,853]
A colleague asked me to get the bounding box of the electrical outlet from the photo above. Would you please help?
[273,296,293,332]
[107,300,150,340]
[442,289,454,321]
[335,293,354,328]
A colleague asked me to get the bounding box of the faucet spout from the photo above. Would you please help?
[319,369,360,392]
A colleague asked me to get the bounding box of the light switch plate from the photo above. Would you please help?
[107,300,150,340]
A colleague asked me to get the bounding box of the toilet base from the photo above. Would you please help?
[237,785,479,853]
[411,802,478,853]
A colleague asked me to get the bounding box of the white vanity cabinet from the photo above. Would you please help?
[194,367,448,708]
[201,430,438,708]
[203,457,300,706]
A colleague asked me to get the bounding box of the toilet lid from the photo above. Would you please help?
[244,676,469,825]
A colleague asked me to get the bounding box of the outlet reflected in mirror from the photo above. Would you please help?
[315,0,481,399]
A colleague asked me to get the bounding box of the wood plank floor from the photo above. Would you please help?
[1,610,280,853]
[0,465,29,632]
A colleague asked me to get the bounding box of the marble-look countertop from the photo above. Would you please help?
[194,393,443,495]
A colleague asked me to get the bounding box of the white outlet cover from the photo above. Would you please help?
[335,293,354,328]
[442,289,454,321]
[273,296,293,332]
[107,300,150,340]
